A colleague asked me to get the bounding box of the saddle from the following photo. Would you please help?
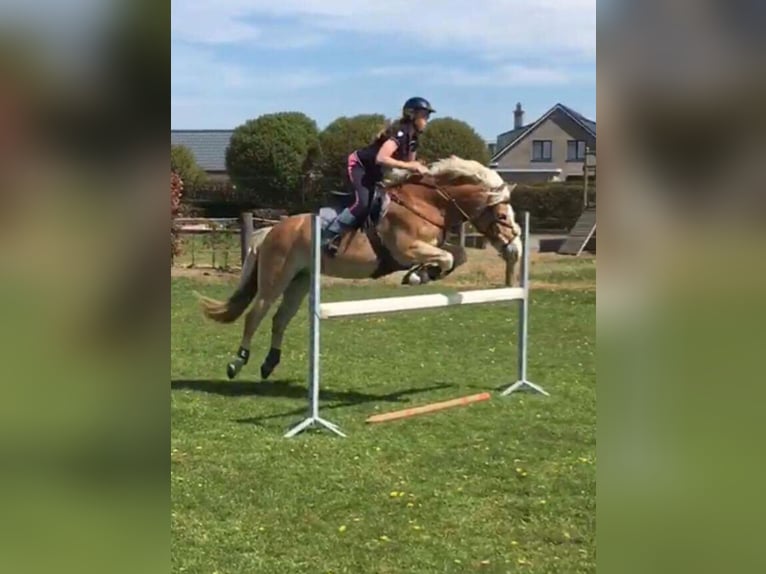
[318,186,410,279]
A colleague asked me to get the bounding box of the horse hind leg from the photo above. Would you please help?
[226,293,278,379]
[260,272,310,379]
[226,258,297,380]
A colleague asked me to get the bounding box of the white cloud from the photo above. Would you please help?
[258,31,326,50]
[368,63,575,87]
[171,0,261,44]
[171,0,595,60]
[172,43,330,98]
[491,65,575,86]
[170,0,596,131]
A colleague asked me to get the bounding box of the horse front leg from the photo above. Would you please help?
[402,243,467,285]
[440,244,467,276]
[400,240,458,283]
[506,235,523,287]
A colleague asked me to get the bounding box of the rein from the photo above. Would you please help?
[387,179,514,239]
[387,187,446,230]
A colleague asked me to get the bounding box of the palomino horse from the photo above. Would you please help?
[198,156,522,380]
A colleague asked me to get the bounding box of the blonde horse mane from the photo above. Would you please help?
[385,156,512,204]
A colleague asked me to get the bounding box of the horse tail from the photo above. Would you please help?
[196,227,272,323]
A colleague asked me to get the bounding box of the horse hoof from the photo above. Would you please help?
[260,348,281,380]
[227,362,239,379]
[404,272,422,286]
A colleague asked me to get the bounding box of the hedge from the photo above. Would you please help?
[182,179,321,216]
[183,180,594,232]
[183,181,238,203]
[511,183,596,231]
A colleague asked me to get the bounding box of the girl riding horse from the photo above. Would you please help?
[321,97,436,255]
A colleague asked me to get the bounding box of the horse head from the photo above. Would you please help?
[420,156,522,261]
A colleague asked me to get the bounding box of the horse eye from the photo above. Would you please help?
[498,213,507,220]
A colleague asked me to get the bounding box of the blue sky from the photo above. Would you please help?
[171,0,596,142]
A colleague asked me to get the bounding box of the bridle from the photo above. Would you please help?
[387,179,517,246]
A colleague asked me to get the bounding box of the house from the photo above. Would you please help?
[490,103,596,184]
[171,129,234,182]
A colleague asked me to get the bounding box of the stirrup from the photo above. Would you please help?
[323,235,341,257]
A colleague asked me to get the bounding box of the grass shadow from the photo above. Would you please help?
[171,378,455,425]
[173,378,306,399]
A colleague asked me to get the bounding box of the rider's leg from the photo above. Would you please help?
[322,162,372,253]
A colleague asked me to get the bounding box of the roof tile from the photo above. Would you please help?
[171,130,233,172]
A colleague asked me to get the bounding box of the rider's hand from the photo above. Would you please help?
[411,162,429,175]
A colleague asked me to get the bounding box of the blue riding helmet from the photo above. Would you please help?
[403,97,436,118]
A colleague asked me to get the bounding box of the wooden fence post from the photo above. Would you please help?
[458,222,467,248]
[240,211,253,265]
[583,148,589,209]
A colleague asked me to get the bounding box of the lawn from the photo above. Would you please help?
[171,254,595,574]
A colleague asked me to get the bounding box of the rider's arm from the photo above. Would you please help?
[376,139,421,171]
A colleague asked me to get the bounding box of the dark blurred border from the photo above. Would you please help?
[0,1,169,573]
[599,1,766,573]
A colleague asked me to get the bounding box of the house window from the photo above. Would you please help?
[567,140,587,161]
[532,140,552,162]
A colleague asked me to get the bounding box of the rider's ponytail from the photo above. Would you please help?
[371,115,413,146]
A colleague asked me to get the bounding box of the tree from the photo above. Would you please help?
[318,114,387,192]
[225,112,321,211]
[171,144,208,188]
[417,117,491,165]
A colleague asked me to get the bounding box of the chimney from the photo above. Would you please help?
[513,102,524,129]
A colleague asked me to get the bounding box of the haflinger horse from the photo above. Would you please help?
[197,155,522,380]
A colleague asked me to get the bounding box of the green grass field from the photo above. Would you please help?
[171,255,595,573]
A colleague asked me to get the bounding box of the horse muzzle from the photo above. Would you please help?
[491,237,518,261]
[503,241,519,261]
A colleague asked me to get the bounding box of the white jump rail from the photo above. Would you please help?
[284,211,548,438]
[320,287,525,319]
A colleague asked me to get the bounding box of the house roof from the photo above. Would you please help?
[495,123,531,141]
[495,124,532,150]
[171,130,233,172]
[559,104,596,137]
[491,103,596,163]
